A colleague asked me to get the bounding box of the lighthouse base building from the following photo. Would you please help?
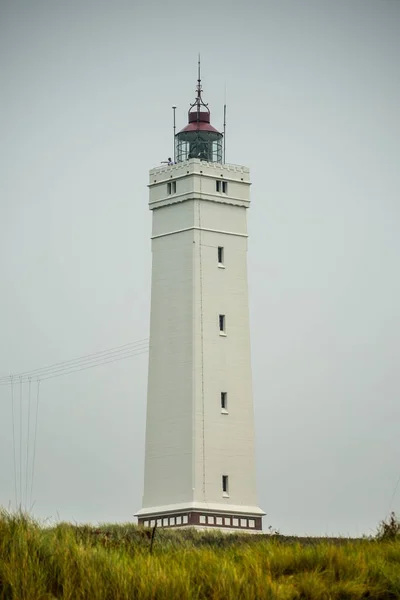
[135,72,264,532]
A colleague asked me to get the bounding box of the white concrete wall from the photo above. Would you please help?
[142,228,195,508]
[141,159,261,517]
[151,201,195,238]
[192,205,258,509]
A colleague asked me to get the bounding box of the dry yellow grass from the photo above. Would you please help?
[0,511,399,599]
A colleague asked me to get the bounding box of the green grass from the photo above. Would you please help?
[0,511,399,599]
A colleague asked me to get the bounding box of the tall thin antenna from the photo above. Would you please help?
[172,105,177,163]
[188,54,209,118]
[196,53,202,121]
[223,83,227,163]
[197,53,201,93]
[223,104,227,164]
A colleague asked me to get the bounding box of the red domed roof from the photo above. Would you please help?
[178,111,221,135]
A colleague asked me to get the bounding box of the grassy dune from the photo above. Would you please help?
[0,512,399,599]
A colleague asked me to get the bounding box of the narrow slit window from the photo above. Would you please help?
[217,246,224,264]
[219,314,226,333]
[172,181,176,194]
[221,392,227,411]
[167,182,172,195]
[222,181,228,194]
[216,180,221,192]
[222,475,229,494]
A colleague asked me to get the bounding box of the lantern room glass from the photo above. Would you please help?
[175,130,223,163]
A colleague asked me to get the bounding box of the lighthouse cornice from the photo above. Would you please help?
[148,173,252,188]
[149,195,251,211]
[149,159,250,184]
[150,225,249,241]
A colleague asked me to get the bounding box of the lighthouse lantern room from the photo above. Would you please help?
[175,65,223,163]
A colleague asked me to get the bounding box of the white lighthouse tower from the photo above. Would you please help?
[136,67,264,531]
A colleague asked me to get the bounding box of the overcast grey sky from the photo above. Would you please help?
[0,0,399,536]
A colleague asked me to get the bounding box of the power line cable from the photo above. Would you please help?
[29,345,149,382]
[29,380,40,512]
[19,378,22,510]
[25,378,32,512]
[25,348,148,510]
[10,377,18,509]
[25,347,148,511]
[0,339,148,382]
[38,347,149,381]
[0,339,149,385]
[2,341,150,511]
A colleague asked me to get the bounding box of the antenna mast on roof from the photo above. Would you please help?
[172,105,177,163]
[196,53,202,118]
[223,104,227,164]
[189,54,209,118]
[197,53,201,91]
[223,83,227,164]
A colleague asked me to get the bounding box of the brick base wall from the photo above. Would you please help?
[138,511,262,531]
